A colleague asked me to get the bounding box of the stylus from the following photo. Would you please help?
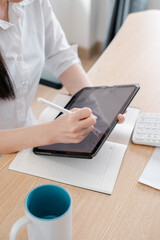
[37,97,72,114]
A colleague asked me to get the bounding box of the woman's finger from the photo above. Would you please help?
[71,107,92,120]
[117,114,125,123]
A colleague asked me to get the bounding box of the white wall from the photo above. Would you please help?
[90,0,110,45]
[70,0,91,48]
[96,0,110,44]
[50,0,92,49]
[50,0,109,49]
[50,0,71,39]
[147,0,160,9]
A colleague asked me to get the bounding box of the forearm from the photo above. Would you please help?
[59,64,93,96]
[0,123,50,154]
[0,107,97,154]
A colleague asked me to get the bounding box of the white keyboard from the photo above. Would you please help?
[132,112,160,147]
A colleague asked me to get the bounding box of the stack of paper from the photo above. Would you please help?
[9,94,140,194]
[139,147,160,190]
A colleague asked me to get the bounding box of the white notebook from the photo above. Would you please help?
[9,93,140,194]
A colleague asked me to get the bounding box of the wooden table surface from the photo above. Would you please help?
[1,10,160,240]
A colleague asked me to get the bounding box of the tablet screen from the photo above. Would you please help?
[34,85,139,158]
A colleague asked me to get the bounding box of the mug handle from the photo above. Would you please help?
[10,216,30,240]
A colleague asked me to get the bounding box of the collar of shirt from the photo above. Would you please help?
[0,0,35,30]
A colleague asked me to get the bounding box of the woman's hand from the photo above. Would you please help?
[47,107,97,144]
[46,108,126,145]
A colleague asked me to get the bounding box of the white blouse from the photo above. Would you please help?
[0,0,80,129]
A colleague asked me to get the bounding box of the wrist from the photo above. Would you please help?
[39,121,57,146]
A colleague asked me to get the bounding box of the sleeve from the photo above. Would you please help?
[42,0,81,78]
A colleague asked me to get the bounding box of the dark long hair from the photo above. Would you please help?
[0,52,15,101]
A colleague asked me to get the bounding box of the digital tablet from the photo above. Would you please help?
[33,84,140,159]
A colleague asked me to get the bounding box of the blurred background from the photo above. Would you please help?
[49,0,160,71]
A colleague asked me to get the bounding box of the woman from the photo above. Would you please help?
[0,0,124,154]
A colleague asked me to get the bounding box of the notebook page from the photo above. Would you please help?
[9,141,127,194]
